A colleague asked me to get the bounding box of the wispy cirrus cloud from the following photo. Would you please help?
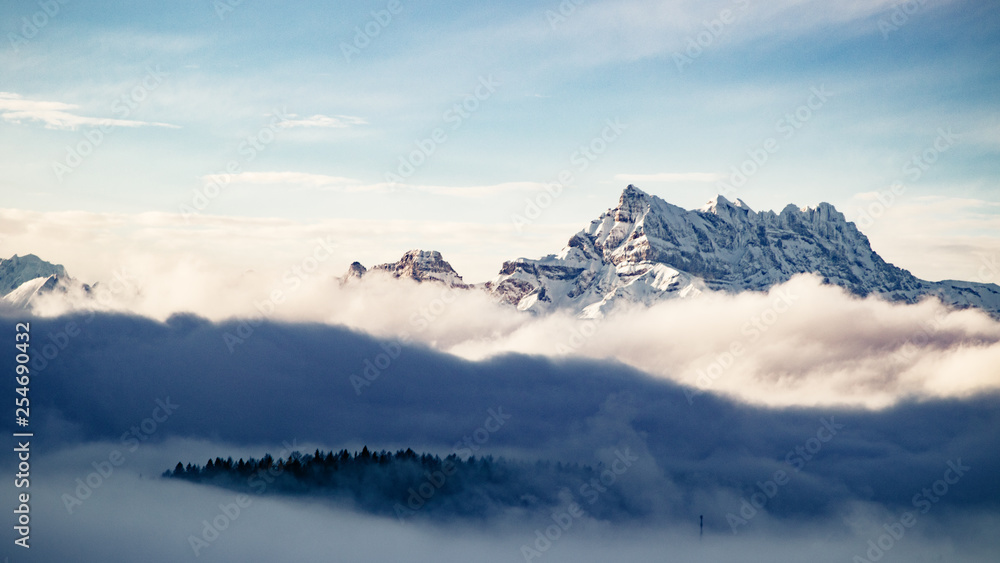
[276,113,367,128]
[0,92,179,130]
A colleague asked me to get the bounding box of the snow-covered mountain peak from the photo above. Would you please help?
[341,262,367,284]
[779,203,800,216]
[610,184,652,222]
[700,193,756,222]
[0,254,67,296]
[700,193,732,211]
[810,201,844,222]
[348,250,468,288]
[620,183,648,200]
[486,185,1000,317]
[398,250,447,268]
[1,272,94,309]
[2,274,59,308]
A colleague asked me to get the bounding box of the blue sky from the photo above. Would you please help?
[1,0,998,282]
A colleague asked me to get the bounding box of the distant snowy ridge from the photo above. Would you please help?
[343,249,469,288]
[6,187,1000,318]
[0,254,91,309]
[0,254,66,295]
[484,185,1000,317]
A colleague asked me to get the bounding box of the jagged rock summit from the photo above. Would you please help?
[485,185,1000,317]
[344,250,468,288]
[342,262,367,283]
[8,187,1000,318]
[0,254,91,308]
[0,254,66,295]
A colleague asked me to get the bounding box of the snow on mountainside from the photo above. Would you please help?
[6,188,1000,319]
[342,262,367,282]
[345,250,468,288]
[0,254,66,295]
[0,255,93,309]
[3,275,61,308]
[485,185,1000,317]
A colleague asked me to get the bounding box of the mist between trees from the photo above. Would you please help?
[165,446,638,522]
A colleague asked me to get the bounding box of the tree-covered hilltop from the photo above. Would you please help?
[164,446,637,521]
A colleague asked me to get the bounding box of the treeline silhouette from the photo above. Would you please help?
[164,446,635,520]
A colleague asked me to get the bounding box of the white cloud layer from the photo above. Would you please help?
[276,113,367,128]
[24,261,1000,409]
[199,172,559,198]
[0,91,179,130]
[4,204,1000,409]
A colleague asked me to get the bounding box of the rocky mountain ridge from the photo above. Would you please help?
[349,186,1000,318]
[342,249,468,288]
[6,187,999,318]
